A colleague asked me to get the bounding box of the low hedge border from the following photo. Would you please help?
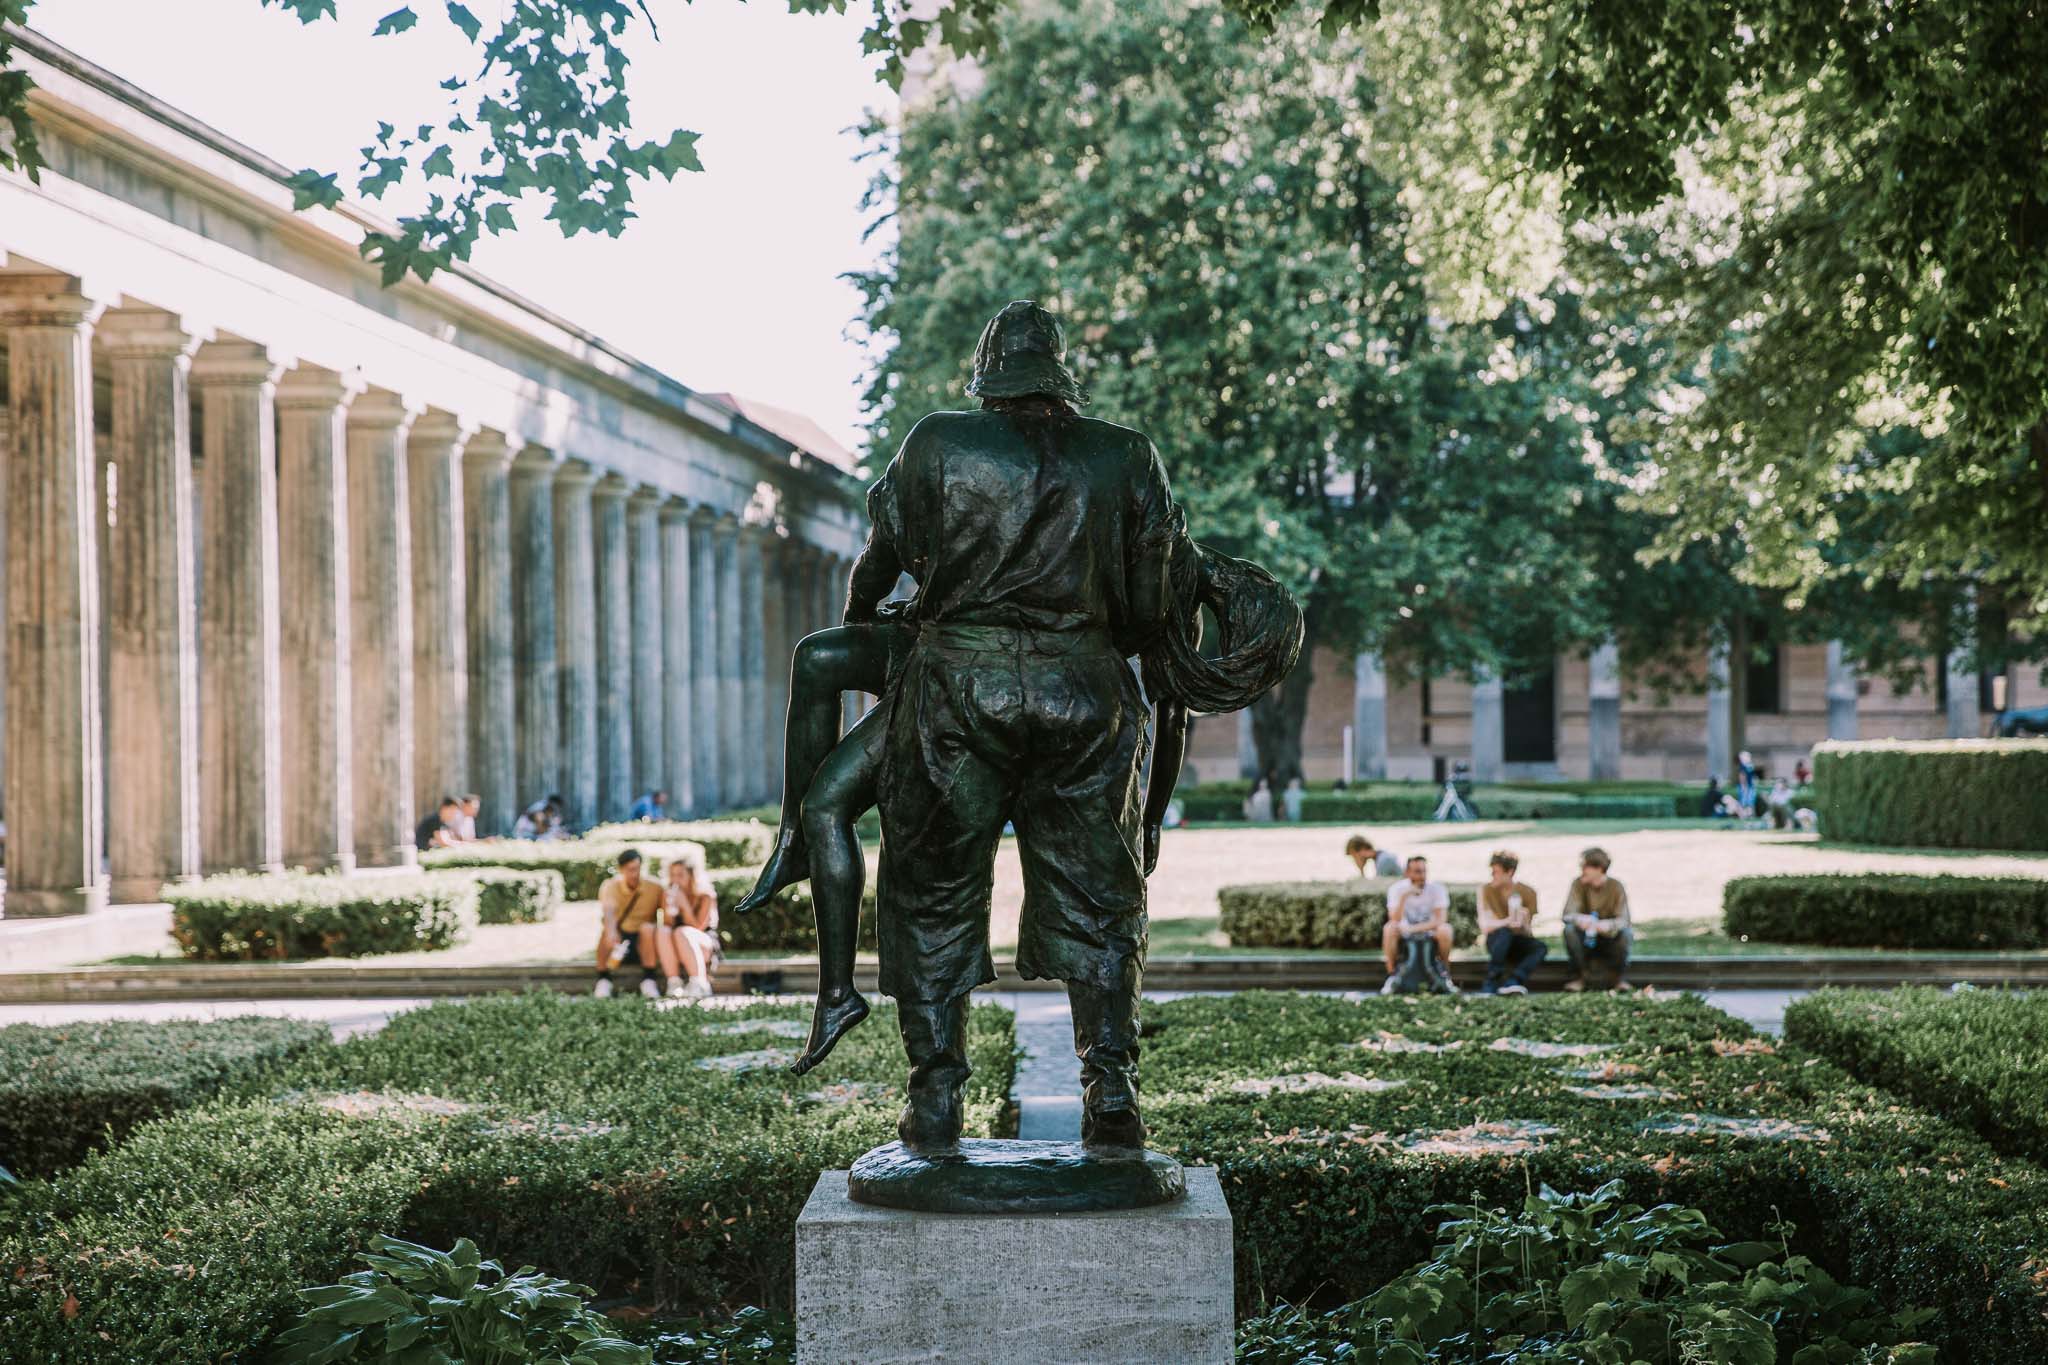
[582,820,774,870]
[0,1017,331,1179]
[1219,879,1481,949]
[166,873,479,961]
[0,994,1017,1363]
[422,840,709,900]
[1814,739,2048,851]
[464,868,565,926]
[710,872,879,954]
[1785,987,2048,1168]
[1723,873,2048,949]
[1141,991,2048,1363]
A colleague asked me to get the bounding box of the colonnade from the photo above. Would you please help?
[0,274,854,917]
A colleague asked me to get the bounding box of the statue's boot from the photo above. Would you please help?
[1070,982,1146,1148]
[897,994,971,1149]
[733,823,810,914]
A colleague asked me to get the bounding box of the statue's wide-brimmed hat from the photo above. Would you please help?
[966,300,1089,405]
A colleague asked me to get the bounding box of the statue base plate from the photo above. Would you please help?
[847,1138,1186,1214]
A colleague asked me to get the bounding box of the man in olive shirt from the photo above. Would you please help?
[1561,845,1633,992]
[594,848,678,999]
[1479,849,1546,995]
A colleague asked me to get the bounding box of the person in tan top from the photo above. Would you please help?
[1561,846,1634,992]
[1478,850,1547,995]
[594,848,679,999]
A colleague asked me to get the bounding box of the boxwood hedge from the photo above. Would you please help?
[583,821,774,870]
[463,867,566,926]
[1786,987,2048,1168]
[710,873,879,954]
[1219,879,1481,950]
[422,840,709,900]
[0,1017,331,1179]
[1813,739,2048,851]
[1179,784,1681,824]
[0,994,1015,1364]
[1722,873,2048,949]
[166,872,479,960]
[1142,991,2048,1363]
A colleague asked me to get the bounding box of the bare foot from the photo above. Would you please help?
[734,827,811,914]
[789,988,871,1076]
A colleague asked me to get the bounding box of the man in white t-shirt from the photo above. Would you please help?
[1381,854,1455,994]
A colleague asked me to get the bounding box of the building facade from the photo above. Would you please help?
[0,30,864,915]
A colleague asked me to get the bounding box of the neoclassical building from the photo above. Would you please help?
[0,30,864,915]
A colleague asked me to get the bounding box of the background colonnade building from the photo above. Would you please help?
[0,30,863,916]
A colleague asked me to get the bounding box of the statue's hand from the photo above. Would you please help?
[1143,823,1162,876]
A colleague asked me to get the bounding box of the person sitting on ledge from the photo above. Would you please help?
[594,847,681,1000]
[414,795,462,852]
[1561,846,1634,993]
[455,793,482,841]
[1478,849,1546,996]
[1346,833,1402,878]
[1382,854,1456,995]
[661,849,720,1000]
[629,789,669,822]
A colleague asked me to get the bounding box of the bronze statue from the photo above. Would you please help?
[738,301,1300,1208]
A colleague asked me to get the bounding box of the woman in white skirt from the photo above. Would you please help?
[661,852,720,998]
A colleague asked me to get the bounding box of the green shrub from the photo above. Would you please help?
[0,1017,330,1178]
[1786,987,2048,1168]
[1219,879,1480,949]
[166,872,478,960]
[422,840,708,900]
[1142,991,2048,1363]
[0,994,1016,1363]
[463,867,566,925]
[1813,739,2048,851]
[1723,874,2048,949]
[711,872,879,953]
[1182,784,1676,824]
[583,820,773,870]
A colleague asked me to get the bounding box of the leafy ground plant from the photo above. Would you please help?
[272,1234,647,1365]
[1236,1182,1934,1364]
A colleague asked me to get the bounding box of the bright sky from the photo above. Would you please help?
[26,0,895,454]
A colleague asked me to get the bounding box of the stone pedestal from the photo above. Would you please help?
[796,1167,1233,1365]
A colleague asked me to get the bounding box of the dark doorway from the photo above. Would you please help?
[1504,666,1557,764]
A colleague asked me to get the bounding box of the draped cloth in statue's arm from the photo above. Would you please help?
[1140,534,1305,716]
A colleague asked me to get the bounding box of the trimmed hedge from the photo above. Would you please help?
[1723,873,2048,949]
[0,993,1016,1363]
[1219,878,1480,949]
[0,1017,331,1178]
[465,868,565,925]
[422,840,708,900]
[1181,784,1679,824]
[1142,991,2048,1363]
[1814,738,2048,851]
[583,820,774,870]
[1786,987,2048,1168]
[166,873,478,960]
[711,871,879,954]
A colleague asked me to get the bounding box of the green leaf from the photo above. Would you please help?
[284,169,344,212]
[649,129,703,179]
[444,2,481,41]
[483,203,516,234]
[372,6,417,36]
[421,145,455,179]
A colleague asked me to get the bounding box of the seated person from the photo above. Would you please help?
[1346,834,1403,878]
[1765,777,1795,829]
[661,851,720,1000]
[537,794,570,841]
[1561,846,1633,992]
[1699,777,1726,819]
[455,794,481,841]
[1478,849,1546,995]
[414,796,462,852]
[628,789,669,822]
[1382,855,1456,995]
[512,801,550,840]
[594,847,683,999]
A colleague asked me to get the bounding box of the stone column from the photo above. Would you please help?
[0,406,8,827]
[408,409,470,817]
[715,517,744,809]
[346,389,419,868]
[1944,645,1978,739]
[462,431,517,835]
[192,340,285,873]
[1351,652,1388,782]
[98,308,202,902]
[629,486,666,802]
[1705,638,1733,781]
[1235,709,1259,779]
[591,474,634,822]
[1824,641,1860,742]
[660,500,696,816]
[1469,668,1505,782]
[690,508,723,813]
[508,449,560,812]
[551,460,599,828]
[738,527,770,808]
[0,277,106,915]
[1587,641,1622,780]
[762,535,793,789]
[274,364,358,873]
